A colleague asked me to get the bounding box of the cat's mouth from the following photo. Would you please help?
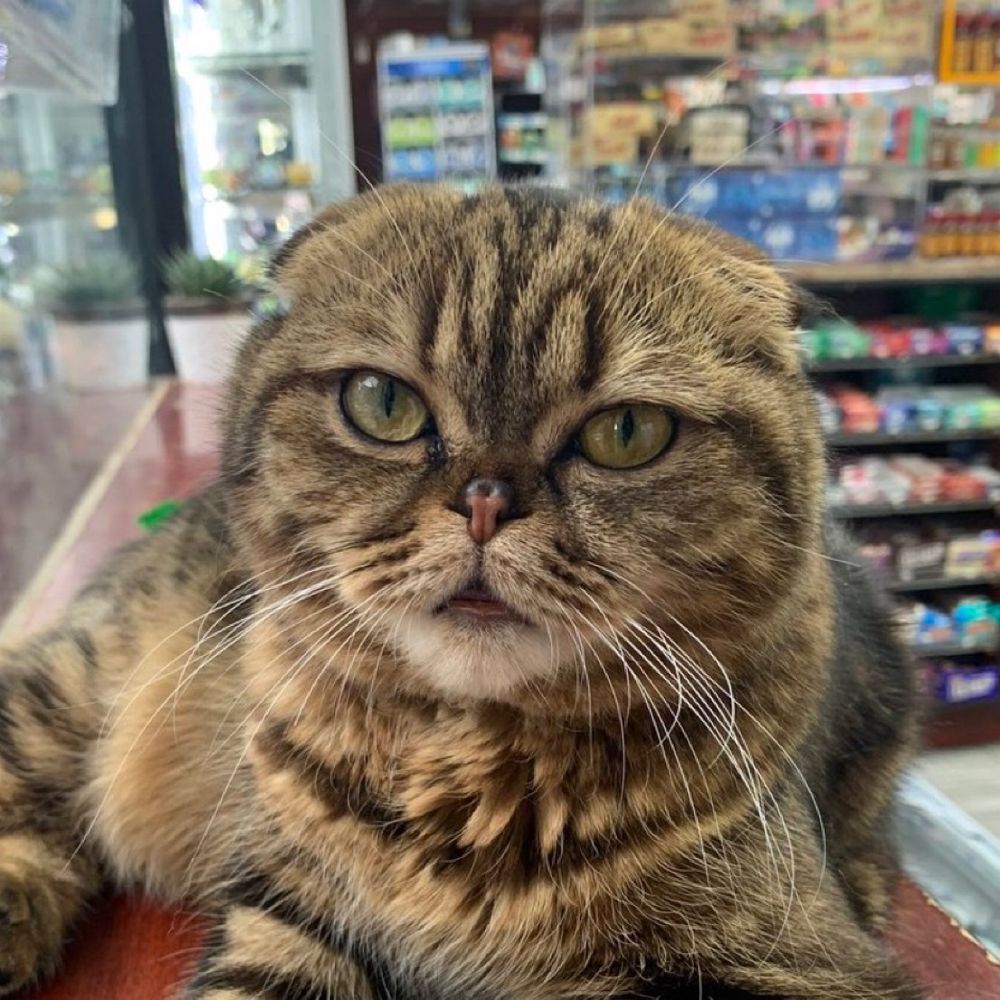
[436,579,526,626]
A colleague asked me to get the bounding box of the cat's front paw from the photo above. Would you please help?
[0,879,61,996]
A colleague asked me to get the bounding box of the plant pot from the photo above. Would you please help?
[50,313,149,391]
[165,307,249,384]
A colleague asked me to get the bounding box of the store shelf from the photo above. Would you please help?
[827,429,1000,447]
[497,112,547,129]
[807,354,1000,373]
[1,191,113,225]
[186,51,311,74]
[912,638,998,658]
[785,257,1000,286]
[830,499,998,519]
[498,150,548,164]
[930,168,1000,183]
[886,574,1000,594]
[199,186,313,205]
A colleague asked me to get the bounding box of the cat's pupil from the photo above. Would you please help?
[382,379,396,419]
[620,408,635,447]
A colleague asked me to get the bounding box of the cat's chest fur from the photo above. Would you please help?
[246,691,757,998]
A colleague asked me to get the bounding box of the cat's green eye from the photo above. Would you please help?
[341,371,429,443]
[578,405,675,470]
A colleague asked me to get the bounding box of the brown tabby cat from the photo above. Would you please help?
[0,184,919,999]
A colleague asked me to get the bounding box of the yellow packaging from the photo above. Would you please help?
[682,0,731,21]
[585,133,639,167]
[587,102,658,139]
[878,20,934,62]
[684,20,735,56]
[578,22,636,51]
[639,17,688,53]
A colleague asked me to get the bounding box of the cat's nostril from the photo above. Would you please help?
[459,478,514,545]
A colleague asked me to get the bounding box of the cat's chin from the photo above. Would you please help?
[391,610,562,702]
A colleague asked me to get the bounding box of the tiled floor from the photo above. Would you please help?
[918,745,1000,838]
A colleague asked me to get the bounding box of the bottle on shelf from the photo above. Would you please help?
[955,13,975,74]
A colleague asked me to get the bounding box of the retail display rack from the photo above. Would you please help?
[540,0,1000,745]
[378,42,496,188]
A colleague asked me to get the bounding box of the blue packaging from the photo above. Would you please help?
[944,325,985,356]
[881,400,915,435]
[934,663,1000,705]
[669,167,842,218]
[914,398,945,431]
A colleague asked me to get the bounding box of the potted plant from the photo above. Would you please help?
[44,255,148,391]
[162,251,249,383]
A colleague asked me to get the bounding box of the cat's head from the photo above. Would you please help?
[224,184,829,716]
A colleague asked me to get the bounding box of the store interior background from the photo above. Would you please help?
[3,0,1000,978]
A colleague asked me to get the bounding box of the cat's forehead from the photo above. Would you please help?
[274,185,798,437]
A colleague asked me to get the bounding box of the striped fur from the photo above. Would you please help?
[0,186,918,998]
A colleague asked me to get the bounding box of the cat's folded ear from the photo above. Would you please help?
[267,196,371,289]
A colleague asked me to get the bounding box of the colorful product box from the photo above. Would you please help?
[932,663,1000,705]
[669,167,842,218]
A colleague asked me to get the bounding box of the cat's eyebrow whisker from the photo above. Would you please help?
[627,55,736,205]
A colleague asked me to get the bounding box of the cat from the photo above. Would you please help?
[0,184,919,999]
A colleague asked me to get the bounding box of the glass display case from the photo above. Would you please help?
[0,91,124,389]
[541,0,942,263]
[166,0,355,270]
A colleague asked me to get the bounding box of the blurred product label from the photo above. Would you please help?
[0,0,121,104]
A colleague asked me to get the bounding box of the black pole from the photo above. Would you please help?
[104,0,188,376]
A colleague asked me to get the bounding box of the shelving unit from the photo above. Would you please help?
[377,42,496,188]
[887,574,1000,594]
[827,429,1000,447]
[787,258,1000,286]
[812,281,1000,733]
[830,499,998,519]
[913,638,998,658]
[808,354,1000,373]
[539,2,1000,740]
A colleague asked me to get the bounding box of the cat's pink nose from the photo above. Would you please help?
[460,478,514,545]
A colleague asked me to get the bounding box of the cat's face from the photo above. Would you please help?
[224,185,826,712]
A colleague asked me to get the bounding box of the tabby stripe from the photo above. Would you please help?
[227,370,331,483]
[191,965,319,1000]
[720,410,796,527]
[267,219,329,280]
[341,543,417,577]
[487,216,513,378]
[579,295,603,390]
[584,205,613,239]
[456,258,478,369]
[355,522,416,547]
[417,281,443,372]
[257,727,407,839]
[71,629,98,671]
[523,284,576,369]
[225,871,404,1000]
